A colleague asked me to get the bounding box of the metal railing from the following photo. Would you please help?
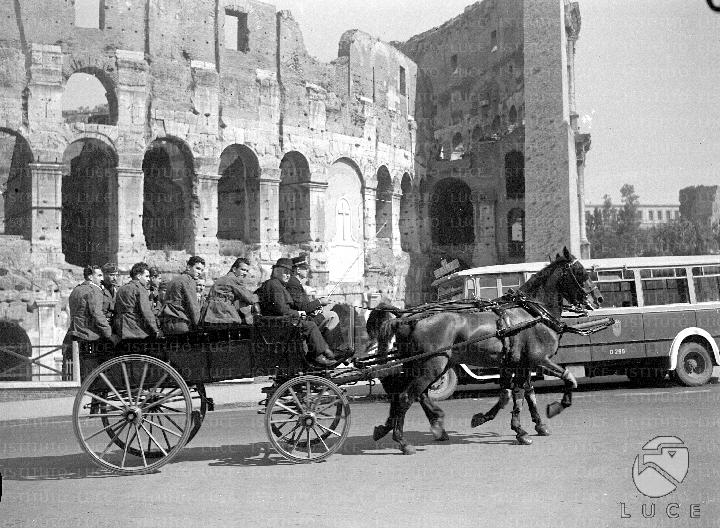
[0,343,79,384]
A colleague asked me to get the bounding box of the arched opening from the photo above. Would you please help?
[451,132,464,160]
[399,173,413,251]
[279,151,311,244]
[217,144,260,243]
[0,130,33,238]
[505,150,525,200]
[430,178,474,246]
[0,321,32,381]
[507,208,525,259]
[62,138,117,266]
[327,158,364,282]
[491,115,501,135]
[62,71,118,125]
[509,105,517,125]
[375,166,393,247]
[471,125,483,143]
[142,138,194,251]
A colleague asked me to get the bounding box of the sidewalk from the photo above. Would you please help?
[0,379,382,423]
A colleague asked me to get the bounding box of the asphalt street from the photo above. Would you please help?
[1,381,719,528]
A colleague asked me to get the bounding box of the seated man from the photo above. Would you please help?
[203,257,259,326]
[160,256,205,335]
[286,254,340,337]
[256,258,353,366]
[114,262,161,340]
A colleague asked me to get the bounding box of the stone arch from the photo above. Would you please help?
[62,68,118,125]
[491,115,501,135]
[61,138,118,266]
[142,137,195,251]
[505,150,524,200]
[471,125,483,143]
[399,172,413,252]
[0,321,32,381]
[507,208,525,259]
[375,166,393,246]
[279,151,311,244]
[430,178,474,246]
[327,157,364,282]
[217,144,260,243]
[509,105,517,125]
[0,129,33,239]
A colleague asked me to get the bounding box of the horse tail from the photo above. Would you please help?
[366,303,401,355]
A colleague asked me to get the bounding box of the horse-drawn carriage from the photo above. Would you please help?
[73,249,614,474]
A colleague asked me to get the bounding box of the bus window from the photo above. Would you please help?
[592,268,638,308]
[477,276,498,300]
[692,265,720,302]
[500,273,522,295]
[466,278,476,299]
[640,267,689,305]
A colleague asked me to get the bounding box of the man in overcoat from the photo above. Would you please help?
[285,254,340,335]
[159,256,205,335]
[204,257,259,326]
[68,265,114,343]
[256,258,352,366]
[100,262,120,325]
[113,262,161,340]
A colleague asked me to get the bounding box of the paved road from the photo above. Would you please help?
[1,382,719,528]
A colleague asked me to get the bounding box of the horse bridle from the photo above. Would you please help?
[562,259,600,309]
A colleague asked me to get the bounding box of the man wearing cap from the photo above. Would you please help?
[159,256,205,335]
[203,257,259,326]
[114,262,161,340]
[100,262,120,325]
[286,254,340,336]
[148,267,164,317]
[256,258,352,366]
[68,265,115,345]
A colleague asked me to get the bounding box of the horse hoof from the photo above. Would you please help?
[535,424,551,436]
[400,444,416,455]
[373,425,390,441]
[546,402,564,419]
[471,413,489,428]
[430,422,449,441]
[516,434,533,445]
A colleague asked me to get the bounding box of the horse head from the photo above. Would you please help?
[366,303,401,356]
[556,247,603,311]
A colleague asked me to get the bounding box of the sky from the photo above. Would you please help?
[64,0,720,206]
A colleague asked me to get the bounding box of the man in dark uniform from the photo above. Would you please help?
[256,258,352,366]
[114,262,161,340]
[68,265,116,348]
[286,254,340,335]
[159,256,205,335]
[204,257,259,326]
[100,262,120,326]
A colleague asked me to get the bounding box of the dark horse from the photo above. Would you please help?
[366,247,602,454]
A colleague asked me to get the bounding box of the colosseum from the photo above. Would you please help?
[0,0,589,383]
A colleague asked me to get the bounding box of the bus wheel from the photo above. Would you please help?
[428,368,458,401]
[673,342,713,387]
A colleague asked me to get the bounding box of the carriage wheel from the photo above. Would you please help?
[73,355,193,474]
[265,375,350,463]
[94,381,208,459]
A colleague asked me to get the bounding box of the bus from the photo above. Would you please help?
[427,255,720,400]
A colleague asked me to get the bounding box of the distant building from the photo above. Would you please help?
[679,185,720,227]
[585,203,680,229]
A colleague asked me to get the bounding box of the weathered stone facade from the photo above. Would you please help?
[0,0,587,381]
[679,186,720,227]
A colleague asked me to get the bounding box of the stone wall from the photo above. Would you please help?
[679,185,720,226]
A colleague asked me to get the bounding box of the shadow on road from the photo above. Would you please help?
[0,428,527,480]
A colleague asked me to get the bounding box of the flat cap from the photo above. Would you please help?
[273,258,294,272]
[101,262,119,274]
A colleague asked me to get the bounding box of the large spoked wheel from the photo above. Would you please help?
[73,355,193,474]
[265,375,350,463]
[673,342,714,387]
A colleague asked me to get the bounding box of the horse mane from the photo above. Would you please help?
[518,256,568,297]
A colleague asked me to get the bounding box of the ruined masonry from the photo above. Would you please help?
[0,0,588,382]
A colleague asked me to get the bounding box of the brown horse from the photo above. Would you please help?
[366,247,602,454]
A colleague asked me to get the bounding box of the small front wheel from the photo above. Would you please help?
[674,342,714,387]
[265,375,350,463]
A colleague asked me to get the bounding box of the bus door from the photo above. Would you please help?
[588,268,645,362]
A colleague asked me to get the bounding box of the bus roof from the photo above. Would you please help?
[431,254,720,287]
